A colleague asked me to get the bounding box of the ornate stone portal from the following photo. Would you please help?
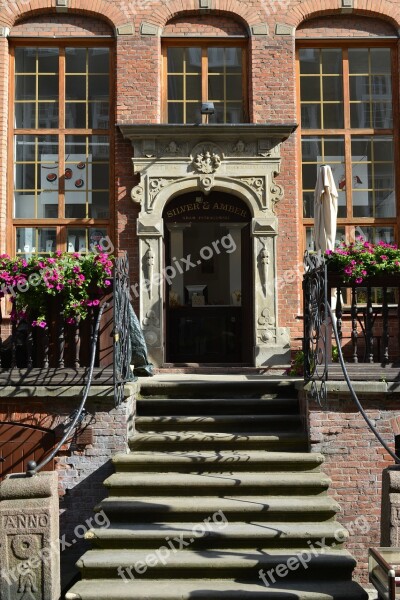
[119,124,297,367]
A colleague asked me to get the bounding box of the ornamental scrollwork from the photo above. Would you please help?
[257,307,276,344]
[270,182,284,211]
[240,177,265,202]
[131,185,144,204]
[148,178,172,209]
[199,175,214,194]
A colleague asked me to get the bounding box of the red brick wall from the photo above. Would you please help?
[10,14,114,37]
[163,14,247,36]
[297,14,397,38]
[306,393,397,584]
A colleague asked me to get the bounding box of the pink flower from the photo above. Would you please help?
[380,255,388,260]
[66,317,75,324]
[355,277,363,284]
[39,321,47,328]
[92,299,100,306]
[104,279,111,286]
[344,266,353,275]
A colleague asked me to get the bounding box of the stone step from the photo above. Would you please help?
[138,380,298,401]
[112,450,324,473]
[135,415,302,432]
[65,577,368,599]
[83,521,348,549]
[95,495,340,525]
[76,548,357,580]
[128,431,307,451]
[136,397,299,415]
[103,471,330,496]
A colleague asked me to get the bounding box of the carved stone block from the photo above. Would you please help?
[0,472,60,600]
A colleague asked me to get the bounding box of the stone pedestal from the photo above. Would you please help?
[0,472,60,600]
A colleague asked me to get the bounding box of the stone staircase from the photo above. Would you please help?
[65,379,368,600]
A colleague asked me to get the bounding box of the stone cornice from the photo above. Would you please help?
[118,123,298,143]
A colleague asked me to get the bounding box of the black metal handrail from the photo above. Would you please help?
[26,300,109,476]
[327,299,400,465]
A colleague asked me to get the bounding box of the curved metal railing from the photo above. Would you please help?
[328,302,400,465]
[26,301,109,476]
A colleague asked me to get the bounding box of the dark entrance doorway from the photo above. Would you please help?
[164,191,253,364]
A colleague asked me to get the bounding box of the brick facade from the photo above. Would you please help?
[305,392,399,584]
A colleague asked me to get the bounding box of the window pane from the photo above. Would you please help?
[186,75,201,101]
[321,49,342,75]
[323,103,344,129]
[89,102,109,129]
[168,75,183,100]
[299,49,320,74]
[371,48,391,74]
[185,103,201,123]
[88,48,109,73]
[38,76,58,101]
[38,48,59,73]
[323,77,342,102]
[301,104,321,129]
[300,76,320,101]
[66,48,87,73]
[15,75,35,100]
[168,103,183,123]
[15,48,36,73]
[16,228,57,257]
[225,48,242,73]
[167,47,184,73]
[227,75,242,101]
[65,103,86,128]
[90,192,109,219]
[208,75,224,101]
[89,75,109,101]
[66,227,108,253]
[349,49,369,74]
[66,75,86,100]
[185,48,201,73]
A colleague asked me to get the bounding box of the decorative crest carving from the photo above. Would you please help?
[191,144,222,174]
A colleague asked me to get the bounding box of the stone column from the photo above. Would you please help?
[227,225,244,305]
[0,471,60,600]
[137,219,164,366]
[252,217,290,366]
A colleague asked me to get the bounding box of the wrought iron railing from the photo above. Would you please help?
[113,253,135,407]
[303,251,328,407]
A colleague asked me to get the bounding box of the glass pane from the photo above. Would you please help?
[337,192,346,218]
[301,104,321,129]
[89,102,109,129]
[89,135,109,160]
[225,48,242,73]
[66,48,87,73]
[323,77,342,101]
[371,48,391,74]
[321,49,342,74]
[66,75,86,100]
[65,103,86,128]
[300,77,320,101]
[15,48,36,73]
[66,227,107,253]
[65,192,87,218]
[208,47,226,73]
[89,75,109,100]
[186,102,202,123]
[90,192,109,218]
[168,75,183,100]
[38,103,59,128]
[186,75,201,100]
[15,104,36,128]
[302,137,322,160]
[303,191,314,218]
[14,192,35,218]
[208,75,224,101]
[168,103,183,123]
[16,228,56,257]
[38,228,57,253]
[88,48,109,73]
[225,103,242,124]
[38,76,58,101]
[355,226,394,245]
[15,163,35,190]
[226,75,242,101]
[350,75,369,100]
[15,135,35,162]
[92,163,109,189]
[349,49,369,73]
[375,190,395,218]
[167,47,184,73]
[299,48,320,74]
[323,104,344,128]
[15,75,35,100]
[185,48,201,73]
[373,101,392,129]
[37,48,59,73]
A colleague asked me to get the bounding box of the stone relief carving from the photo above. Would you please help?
[142,310,160,328]
[144,330,158,346]
[143,243,154,299]
[192,150,221,174]
[270,182,284,212]
[131,185,144,204]
[258,139,280,158]
[148,178,173,210]
[163,140,182,155]
[257,307,276,344]
[199,175,214,194]
[258,240,270,298]
[240,177,265,203]
[12,534,40,597]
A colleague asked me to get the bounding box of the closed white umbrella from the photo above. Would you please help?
[313,164,338,252]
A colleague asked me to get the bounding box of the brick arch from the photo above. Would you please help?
[150,0,259,32]
[288,0,400,30]
[1,0,127,31]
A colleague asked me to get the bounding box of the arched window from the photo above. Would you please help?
[297,23,398,249]
[10,37,113,257]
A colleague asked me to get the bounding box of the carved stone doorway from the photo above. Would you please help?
[119,124,296,367]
